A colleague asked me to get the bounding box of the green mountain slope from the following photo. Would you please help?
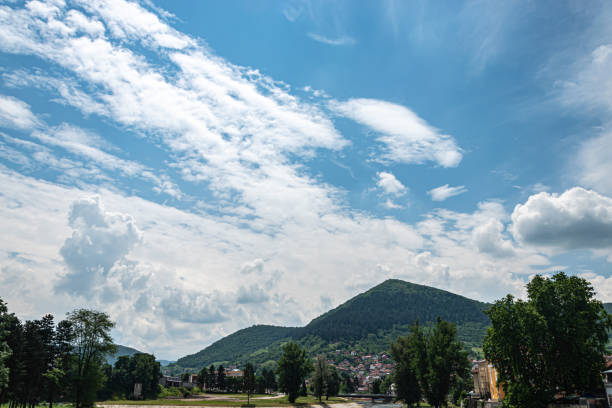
[106,344,143,365]
[174,325,297,370]
[300,279,489,341]
[168,279,491,373]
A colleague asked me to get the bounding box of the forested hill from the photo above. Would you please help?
[300,279,490,341]
[174,325,297,369]
[168,279,492,373]
[105,344,143,365]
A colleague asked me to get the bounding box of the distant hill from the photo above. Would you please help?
[106,344,144,365]
[174,325,297,370]
[300,279,489,341]
[167,279,491,373]
[604,303,612,315]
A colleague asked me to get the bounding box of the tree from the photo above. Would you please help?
[391,319,469,408]
[243,363,255,405]
[207,364,216,390]
[261,367,277,393]
[340,372,356,393]
[255,375,266,394]
[325,365,340,400]
[380,375,393,395]
[216,365,225,391]
[390,324,422,407]
[312,355,328,402]
[276,342,312,403]
[371,378,381,394]
[483,272,612,408]
[66,309,116,408]
[422,319,469,408]
[197,366,207,389]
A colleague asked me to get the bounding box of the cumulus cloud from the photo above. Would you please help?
[376,171,406,196]
[57,196,141,294]
[428,184,467,201]
[511,187,612,250]
[330,98,463,167]
[240,258,264,275]
[0,94,39,129]
[236,284,270,304]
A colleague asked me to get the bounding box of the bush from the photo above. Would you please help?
[158,385,183,398]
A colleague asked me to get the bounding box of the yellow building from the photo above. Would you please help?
[472,360,504,401]
[486,363,504,401]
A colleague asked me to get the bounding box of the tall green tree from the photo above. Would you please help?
[325,365,340,400]
[243,363,255,405]
[312,355,328,402]
[276,342,312,403]
[392,319,469,408]
[483,272,612,408]
[390,323,422,407]
[207,364,216,390]
[261,367,277,393]
[422,319,469,408]
[216,365,225,391]
[66,309,116,408]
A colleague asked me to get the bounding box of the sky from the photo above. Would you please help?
[0,0,612,360]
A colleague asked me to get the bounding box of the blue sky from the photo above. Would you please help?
[1,0,612,359]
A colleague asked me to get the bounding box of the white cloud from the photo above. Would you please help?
[56,195,142,295]
[307,33,356,46]
[330,98,463,167]
[558,44,612,116]
[376,171,406,196]
[428,184,467,201]
[3,0,603,358]
[511,187,612,251]
[575,131,612,195]
[0,94,39,129]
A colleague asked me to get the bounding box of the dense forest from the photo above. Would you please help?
[175,325,297,370]
[300,279,490,341]
[168,279,491,372]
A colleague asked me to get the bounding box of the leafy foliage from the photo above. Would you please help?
[483,272,612,408]
[391,319,470,408]
[276,343,312,403]
[312,356,328,402]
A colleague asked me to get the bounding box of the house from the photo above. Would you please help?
[603,360,612,405]
[226,368,243,378]
[471,360,504,402]
[160,375,181,387]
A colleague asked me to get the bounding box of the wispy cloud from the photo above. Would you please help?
[428,184,467,201]
[0,94,40,130]
[330,98,463,167]
[307,33,356,46]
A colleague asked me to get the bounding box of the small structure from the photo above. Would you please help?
[471,360,504,403]
[160,375,181,387]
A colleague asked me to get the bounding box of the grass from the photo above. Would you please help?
[97,396,349,407]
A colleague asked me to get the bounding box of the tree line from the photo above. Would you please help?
[0,299,165,407]
[0,301,116,408]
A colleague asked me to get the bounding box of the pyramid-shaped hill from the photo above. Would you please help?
[170,279,490,371]
[299,279,490,341]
